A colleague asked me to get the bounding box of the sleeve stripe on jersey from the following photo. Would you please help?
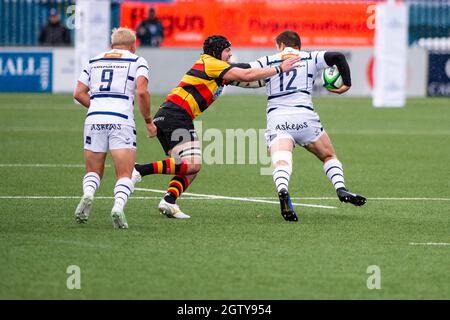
[127,76,135,81]
[89,57,139,63]
[137,65,149,70]
[90,93,129,100]
[218,66,233,80]
[267,60,283,65]
[83,70,89,76]
[86,111,129,119]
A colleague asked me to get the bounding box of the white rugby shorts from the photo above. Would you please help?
[265,109,324,148]
[83,124,136,152]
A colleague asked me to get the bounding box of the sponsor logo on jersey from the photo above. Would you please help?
[275,122,308,131]
[213,86,224,100]
[153,116,165,122]
[90,124,122,130]
[268,134,277,142]
[104,52,123,58]
[85,136,91,144]
[281,53,299,60]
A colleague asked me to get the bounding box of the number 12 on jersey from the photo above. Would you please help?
[279,69,297,92]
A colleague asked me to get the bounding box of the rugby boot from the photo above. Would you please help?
[336,188,367,206]
[158,199,190,219]
[75,194,93,224]
[278,189,299,222]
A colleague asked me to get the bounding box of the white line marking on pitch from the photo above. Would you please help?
[46,239,112,249]
[356,197,450,201]
[135,188,336,209]
[214,196,450,201]
[0,196,202,200]
[3,195,447,203]
[327,130,450,136]
[0,194,336,209]
[409,242,450,246]
[0,164,96,168]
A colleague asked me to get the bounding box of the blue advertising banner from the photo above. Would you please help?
[428,53,450,97]
[0,52,52,92]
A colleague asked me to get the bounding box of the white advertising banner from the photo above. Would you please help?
[74,0,110,84]
[53,48,75,93]
[372,1,409,107]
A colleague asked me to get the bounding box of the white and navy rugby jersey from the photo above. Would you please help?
[249,47,329,114]
[78,49,149,126]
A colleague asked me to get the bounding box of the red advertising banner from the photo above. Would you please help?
[120,0,376,48]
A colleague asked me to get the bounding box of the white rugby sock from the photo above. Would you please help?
[323,159,346,190]
[83,172,101,198]
[114,177,134,208]
[273,165,292,193]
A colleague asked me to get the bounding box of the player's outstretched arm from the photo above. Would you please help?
[226,63,265,88]
[324,52,351,94]
[73,81,90,108]
[222,56,300,82]
[136,76,157,138]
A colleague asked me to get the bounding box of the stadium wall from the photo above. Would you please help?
[0,47,429,97]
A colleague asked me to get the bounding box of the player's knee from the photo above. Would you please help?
[178,147,202,175]
[186,163,201,175]
[271,151,293,171]
[274,160,290,167]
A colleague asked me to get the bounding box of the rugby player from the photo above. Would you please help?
[73,27,157,229]
[132,35,300,219]
[247,30,366,222]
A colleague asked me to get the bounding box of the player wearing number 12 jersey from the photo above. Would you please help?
[248,30,366,222]
[73,27,157,229]
[132,35,300,219]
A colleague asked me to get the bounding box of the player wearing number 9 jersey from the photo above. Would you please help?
[73,27,157,229]
[247,30,366,222]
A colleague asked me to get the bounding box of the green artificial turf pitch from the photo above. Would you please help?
[0,93,448,299]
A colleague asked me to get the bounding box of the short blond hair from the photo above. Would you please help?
[111,27,136,46]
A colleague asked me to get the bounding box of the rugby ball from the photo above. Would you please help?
[322,66,343,89]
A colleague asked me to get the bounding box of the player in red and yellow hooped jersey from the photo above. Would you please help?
[133,35,300,219]
[165,52,232,119]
